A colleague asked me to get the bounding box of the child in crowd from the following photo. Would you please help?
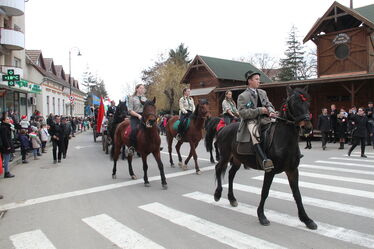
[20,115,30,130]
[39,123,50,153]
[18,129,30,164]
[29,126,42,160]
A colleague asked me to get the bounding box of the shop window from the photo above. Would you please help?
[62,100,65,115]
[46,96,50,114]
[14,92,19,115]
[19,93,27,117]
[5,91,14,112]
[58,98,60,115]
[52,97,55,114]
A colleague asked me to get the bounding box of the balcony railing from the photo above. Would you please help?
[0,0,25,16]
[0,28,25,50]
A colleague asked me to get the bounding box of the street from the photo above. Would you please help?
[0,131,374,249]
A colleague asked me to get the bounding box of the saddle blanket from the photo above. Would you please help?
[216,119,226,132]
[172,119,191,131]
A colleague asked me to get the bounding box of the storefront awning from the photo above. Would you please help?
[190,87,216,96]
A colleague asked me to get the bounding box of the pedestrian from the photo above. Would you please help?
[176,88,195,141]
[329,104,338,143]
[61,117,72,159]
[18,129,30,163]
[222,90,239,125]
[29,126,42,160]
[19,115,29,131]
[317,108,331,150]
[365,101,373,145]
[0,112,15,178]
[49,116,63,164]
[304,113,313,149]
[40,123,50,153]
[348,107,372,157]
[336,110,348,149]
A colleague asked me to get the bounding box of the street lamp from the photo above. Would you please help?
[69,47,82,117]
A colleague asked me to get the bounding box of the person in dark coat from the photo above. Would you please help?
[61,117,72,159]
[48,116,63,163]
[0,113,15,178]
[348,107,372,157]
[18,129,30,163]
[336,110,348,149]
[329,104,338,143]
[365,101,373,145]
[317,108,331,150]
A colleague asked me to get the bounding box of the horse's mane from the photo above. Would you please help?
[143,100,156,110]
[191,99,208,120]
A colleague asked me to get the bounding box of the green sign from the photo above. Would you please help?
[2,69,20,87]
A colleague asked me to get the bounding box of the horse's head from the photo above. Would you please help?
[142,97,157,128]
[282,86,312,134]
[114,100,128,119]
[193,98,209,119]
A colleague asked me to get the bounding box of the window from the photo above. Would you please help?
[62,100,65,115]
[14,57,21,68]
[46,96,50,114]
[58,98,60,115]
[19,93,27,117]
[52,97,55,114]
[335,44,349,60]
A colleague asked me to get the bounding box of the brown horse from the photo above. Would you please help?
[166,99,209,174]
[111,97,167,189]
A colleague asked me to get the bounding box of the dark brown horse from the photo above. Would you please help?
[213,86,317,230]
[166,99,209,174]
[111,97,167,189]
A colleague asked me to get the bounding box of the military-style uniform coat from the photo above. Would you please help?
[128,95,147,114]
[237,88,275,142]
[179,96,195,114]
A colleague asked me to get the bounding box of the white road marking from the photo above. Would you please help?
[82,214,164,249]
[252,176,374,199]
[346,154,374,158]
[330,157,374,163]
[353,152,374,155]
[10,230,57,249]
[160,151,211,162]
[74,145,94,150]
[184,192,374,249]
[315,160,374,169]
[139,202,287,249]
[300,164,374,175]
[222,183,374,219]
[298,171,374,185]
[0,165,215,212]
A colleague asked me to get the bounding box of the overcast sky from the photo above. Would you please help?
[25,0,373,102]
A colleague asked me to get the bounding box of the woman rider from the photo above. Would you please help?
[222,90,239,125]
[176,88,195,141]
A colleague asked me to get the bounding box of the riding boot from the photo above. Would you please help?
[361,144,367,158]
[253,144,274,172]
[338,142,344,149]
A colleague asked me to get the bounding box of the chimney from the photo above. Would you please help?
[350,0,353,9]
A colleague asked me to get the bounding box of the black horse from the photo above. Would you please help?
[204,116,221,163]
[108,100,128,142]
[213,86,317,230]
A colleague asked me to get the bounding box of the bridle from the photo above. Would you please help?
[277,93,310,126]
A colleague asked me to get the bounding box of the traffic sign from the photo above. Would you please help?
[2,69,20,87]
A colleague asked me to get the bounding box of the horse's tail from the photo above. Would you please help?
[204,117,221,152]
[110,120,127,161]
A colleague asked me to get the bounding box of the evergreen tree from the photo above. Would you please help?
[278,26,306,81]
[168,43,191,65]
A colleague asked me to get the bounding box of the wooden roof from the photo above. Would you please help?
[181,55,272,84]
[304,2,374,43]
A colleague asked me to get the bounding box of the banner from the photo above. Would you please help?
[96,97,105,133]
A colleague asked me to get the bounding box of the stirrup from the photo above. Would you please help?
[176,134,182,141]
[262,159,274,172]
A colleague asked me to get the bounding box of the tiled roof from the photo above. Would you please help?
[25,50,42,64]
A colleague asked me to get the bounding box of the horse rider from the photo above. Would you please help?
[128,84,147,156]
[222,90,239,125]
[176,88,195,141]
[237,70,277,172]
[106,100,116,118]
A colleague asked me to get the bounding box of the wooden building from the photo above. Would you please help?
[182,2,374,127]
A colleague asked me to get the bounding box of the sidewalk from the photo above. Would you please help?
[8,129,88,170]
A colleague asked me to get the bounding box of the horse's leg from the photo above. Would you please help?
[190,141,201,174]
[175,141,184,168]
[209,147,215,164]
[286,168,317,230]
[112,160,117,179]
[167,132,175,167]
[127,154,137,180]
[214,151,230,202]
[214,141,220,161]
[141,153,150,187]
[227,158,241,207]
[257,172,275,226]
[112,140,121,179]
[153,151,167,190]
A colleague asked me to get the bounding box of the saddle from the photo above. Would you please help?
[237,123,276,156]
[216,119,226,132]
[173,118,191,132]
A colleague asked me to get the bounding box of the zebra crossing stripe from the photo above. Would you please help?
[345,154,374,158]
[10,230,57,249]
[139,202,287,249]
[353,152,374,155]
[300,164,374,175]
[330,157,374,163]
[222,183,374,219]
[252,176,374,199]
[82,214,165,249]
[315,160,374,169]
[298,171,374,185]
[183,192,374,249]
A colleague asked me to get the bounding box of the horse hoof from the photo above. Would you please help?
[162,184,168,190]
[170,163,175,168]
[196,170,202,175]
[214,195,220,202]
[144,183,151,187]
[259,217,270,226]
[178,162,183,168]
[210,159,215,164]
[305,220,318,230]
[182,165,188,171]
[131,175,137,180]
[112,174,116,179]
[229,200,238,207]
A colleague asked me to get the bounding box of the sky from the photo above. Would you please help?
[25,0,374,102]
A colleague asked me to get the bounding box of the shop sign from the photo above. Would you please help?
[333,33,350,44]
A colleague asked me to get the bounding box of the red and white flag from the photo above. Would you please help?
[96,97,105,133]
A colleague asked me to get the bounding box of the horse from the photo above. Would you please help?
[165,99,209,174]
[213,86,317,230]
[108,100,128,143]
[204,116,222,163]
[110,97,167,189]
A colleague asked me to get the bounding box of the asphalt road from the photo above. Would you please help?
[0,131,373,249]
